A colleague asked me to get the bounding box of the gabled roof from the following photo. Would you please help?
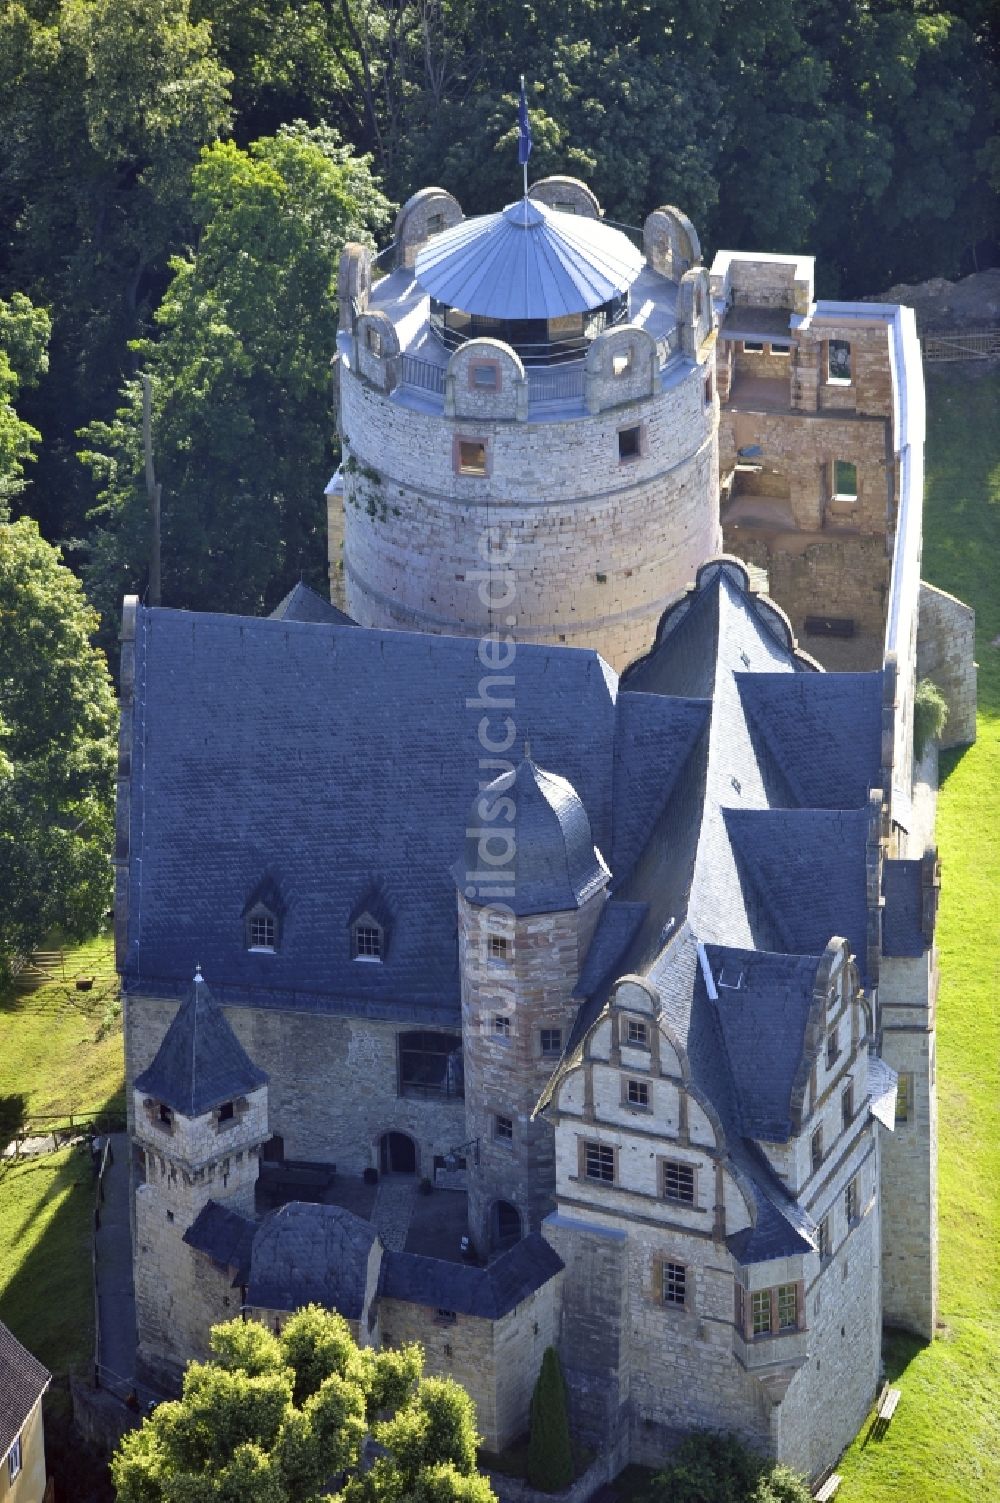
[269,581,355,627]
[380,1233,563,1319]
[0,1321,49,1459]
[737,672,883,810]
[246,1203,379,1318]
[413,197,645,320]
[134,969,268,1117]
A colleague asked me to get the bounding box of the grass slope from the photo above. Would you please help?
[838,369,1000,1502]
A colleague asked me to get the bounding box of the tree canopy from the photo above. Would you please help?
[112,1305,498,1503]
[0,516,117,971]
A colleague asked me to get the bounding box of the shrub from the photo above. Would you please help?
[643,1432,812,1503]
[913,677,949,758]
[527,1347,574,1492]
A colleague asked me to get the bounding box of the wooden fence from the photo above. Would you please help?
[922,327,1000,362]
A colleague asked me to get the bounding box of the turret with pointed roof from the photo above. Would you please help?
[134,965,268,1117]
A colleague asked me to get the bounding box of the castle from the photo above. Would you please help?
[116,175,976,1484]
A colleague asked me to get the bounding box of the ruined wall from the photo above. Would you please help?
[339,355,720,673]
[917,582,977,748]
[125,996,466,1178]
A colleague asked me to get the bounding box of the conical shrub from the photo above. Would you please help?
[526,1346,573,1492]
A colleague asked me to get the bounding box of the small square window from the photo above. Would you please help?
[249,913,276,950]
[426,212,445,235]
[626,1018,648,1047]
[365,325,382,357]
[811,1126,823,1173]
[472,362,499,391]
[841,1085,853,1132]
[584,1141,615,1182]
[771,345,790,358]
[218,1101,234,1123]
[703,370,715,405]
[828,339,852,382]
[662,1160,696,1204]
[742,340,765,354]
[494,1113,513,1142]
[826,1025,840,1068]
[7,1436,22,1482]
[751,1288,771,1336]
[618,425,641,462]
[661,1261,686,1307]
[355,923,382,959]
[627,1079,649,1108]
[540,1027,562,1056]
[845,1176,859,1224]
[833,461,858,501]
[488,933,508,961]
[458,439,487,475]
[896,1072,913,1122]
[493,1013,511,1037]
[777,1283,798,1331]
[612,350,633,377]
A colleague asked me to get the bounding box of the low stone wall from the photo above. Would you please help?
[917,581,977,747]
[70,1375,141,1454]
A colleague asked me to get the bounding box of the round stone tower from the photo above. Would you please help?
[455,757,610,1254]
[330,180,720,671]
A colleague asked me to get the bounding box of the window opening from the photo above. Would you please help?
[493,1013,511,1037]
[818,1215,831,1260]
[811,1127,823,1173]
[426,212,445,235]
[612,349,634,377]
[828,340,852,382]
[494,1114,513,1142]
[365,325,382,357]
[540,1027,562,1055]
[584,1142,615,1182]
[8,1436,22,1482]
[777,1284,798,1331]
[663,1160,696,1204]
[662,1261,686,1307]
[472,363,499,391]
[626,1018,648,1046]
[627,1079,650,1108]
[896,1072,912,1122]
[618,425,641,462]
[354,922,383,960]
[218,1101,234,1123]
[458,439,487,475]
[399,1031,463,1098]
[751,1289,771,1336]
[826,1025,840,1067]
[845,1177,859,1224]
[488,933,508,961]
[742,341,765,354]
[841,1084,853,1132]
[832,460,858,501]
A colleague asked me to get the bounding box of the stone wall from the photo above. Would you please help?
[125,996,466,1178]
[379,1275,562,1452]
[339,353,720,673]
[916,582,977,747]
[878,951,939,1338]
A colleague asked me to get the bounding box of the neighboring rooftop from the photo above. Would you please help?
[380,1233,564,1319]
[0,1320,50,1460]
[269,581,356,627]
[247,1204,379,1317]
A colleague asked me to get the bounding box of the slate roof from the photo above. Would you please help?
[702,945,820,1141]
[183,1201,256,1283]
[413,198,645,320]
[459,759,610,916]
[134,970,268,1116]
[737,672,883,810]
[380,1233,564,1319]
[269,581,356,627]
[246,1203,379,1317]
[882,859,927,956]
[0,1320,49,1460]
[124,612,619,1020]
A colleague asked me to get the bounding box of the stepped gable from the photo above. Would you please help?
[458,757,610,916]
[380,1233,564,1320]
[123,608,618,1017]
[0,1320,50,1461]
[246,1203,379,1317]
[269,580,356,627]
[133,968,268,1117]
[184,1201,256,1282]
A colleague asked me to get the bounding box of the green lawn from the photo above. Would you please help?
[837,369,1000,1502]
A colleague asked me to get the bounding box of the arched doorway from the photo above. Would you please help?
[379,1131,417,1175]
[491,1199,522,1250]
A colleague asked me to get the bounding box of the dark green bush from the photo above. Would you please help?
[913,678,949,758]
[526,1347,574,1492]
[642,1432,811,1503]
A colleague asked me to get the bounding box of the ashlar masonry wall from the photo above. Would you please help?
[125,995,466,1179]
[916,582,977,748]
[339,353,720,673]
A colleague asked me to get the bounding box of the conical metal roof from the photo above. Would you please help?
[414,198,644,321]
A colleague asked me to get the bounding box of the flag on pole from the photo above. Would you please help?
[518,76,532,166]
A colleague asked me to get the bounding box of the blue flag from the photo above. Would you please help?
[518,76,532,166]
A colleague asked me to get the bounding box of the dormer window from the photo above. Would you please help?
[354,920,383,960]
[247,908,277,951]
[158,1103,173,1127]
